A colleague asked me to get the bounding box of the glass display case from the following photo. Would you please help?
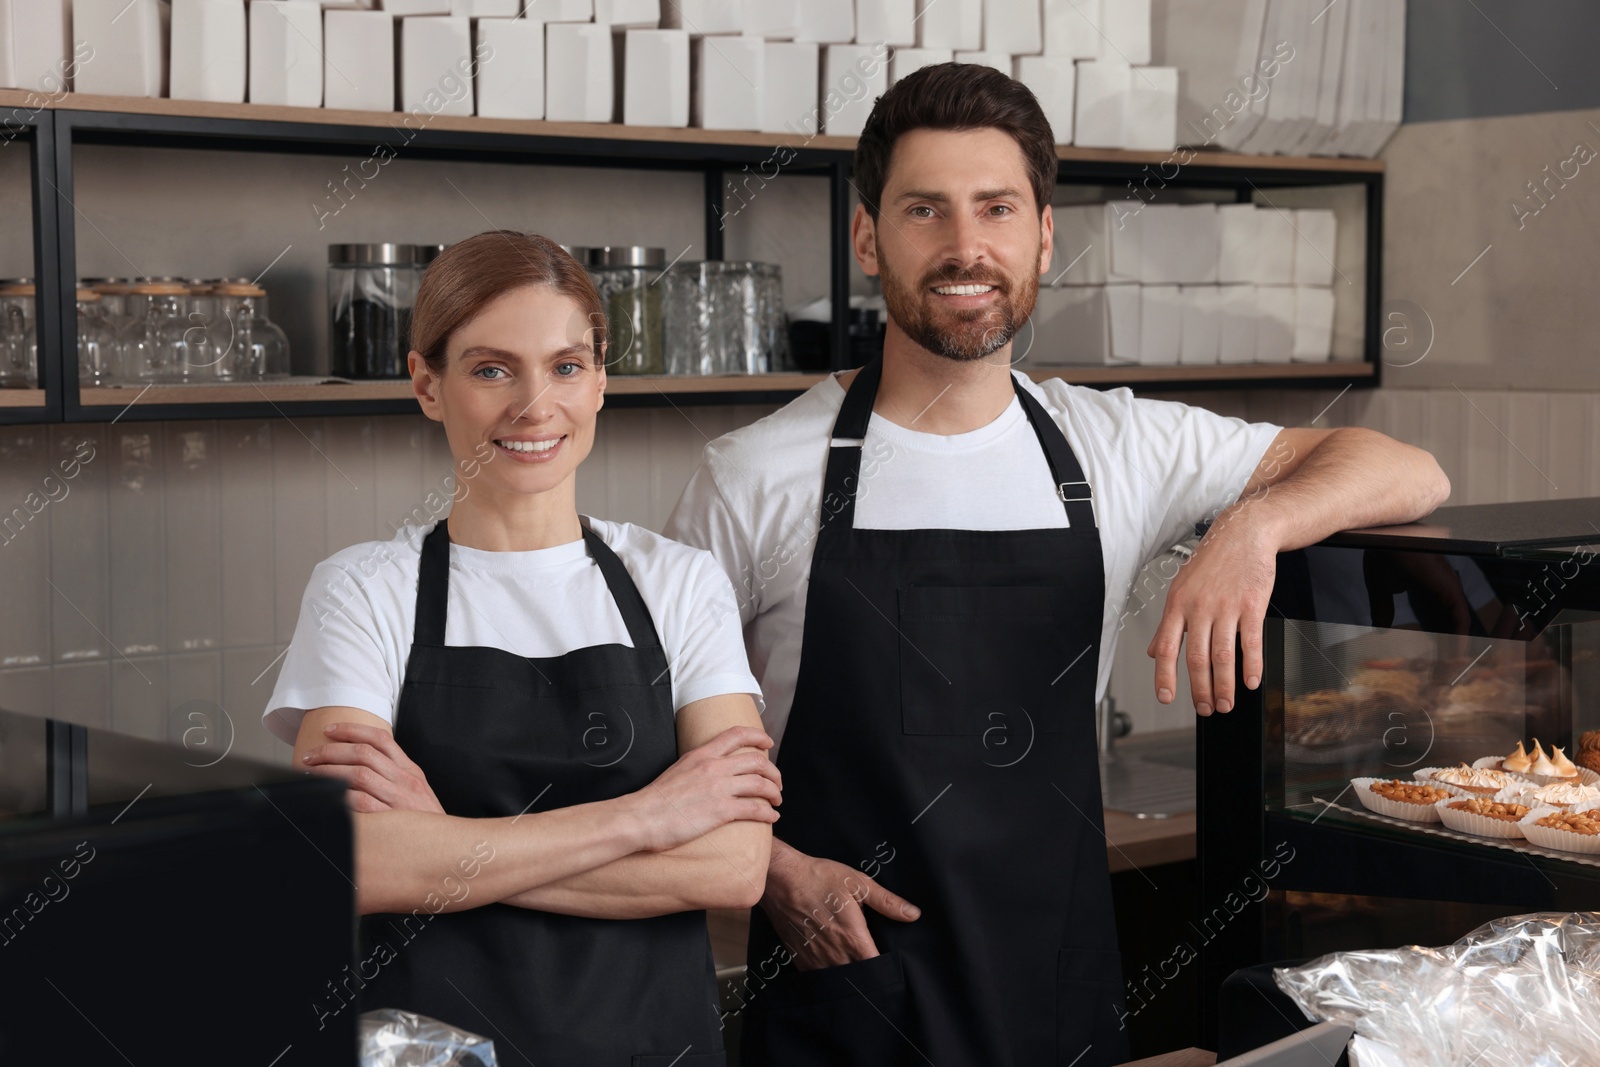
[1195,497,1600,1042]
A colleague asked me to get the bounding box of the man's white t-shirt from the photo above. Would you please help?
[663,369,1282,752]
[262,516,762,746]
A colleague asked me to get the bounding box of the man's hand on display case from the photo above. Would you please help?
[1148,426,1452,717]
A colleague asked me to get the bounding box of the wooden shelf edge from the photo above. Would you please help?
[0,389,46,408]
[73,363,1373,410]
[0,89,1381,173]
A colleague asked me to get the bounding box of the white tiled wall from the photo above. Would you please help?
[2,386,1596,762]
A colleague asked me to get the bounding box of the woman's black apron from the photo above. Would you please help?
[741,358,1130,1067]
[356,518,725,1067]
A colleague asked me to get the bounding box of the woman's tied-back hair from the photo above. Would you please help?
[410,231,605,373]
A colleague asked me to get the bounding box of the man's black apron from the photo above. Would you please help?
[356,519,725,1067]
[741,358,1129,1067]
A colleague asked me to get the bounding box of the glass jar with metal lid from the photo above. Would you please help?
[328,243,422,379]
[592,246,666,376]
[0,279,36,388]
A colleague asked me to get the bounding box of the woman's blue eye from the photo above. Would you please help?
[555,361,582,376]
[475,366,506,379]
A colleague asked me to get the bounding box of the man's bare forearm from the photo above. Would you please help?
[1223,427,1449,553]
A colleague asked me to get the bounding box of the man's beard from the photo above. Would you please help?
[878,244,1040,363]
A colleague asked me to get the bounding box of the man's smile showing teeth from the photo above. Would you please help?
[931,284,997,295]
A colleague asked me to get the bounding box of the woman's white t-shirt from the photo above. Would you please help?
[262,516,762,746]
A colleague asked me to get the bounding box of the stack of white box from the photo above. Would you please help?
[1060,0,1180,151]
[1028,201,1337,366]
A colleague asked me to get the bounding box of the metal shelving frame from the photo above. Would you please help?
[3,92,1385,424]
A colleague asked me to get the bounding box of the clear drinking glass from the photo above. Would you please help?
[0,279,37,388]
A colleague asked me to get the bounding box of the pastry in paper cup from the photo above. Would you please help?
[1417,764,1515,796]
[1435,795,1530,839]
[1519,805,1600,854]
[1353,777,1449,822]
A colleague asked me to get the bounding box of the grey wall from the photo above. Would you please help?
[1406,0,1600,122]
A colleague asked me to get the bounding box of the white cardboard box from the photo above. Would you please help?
[1123,64,1177,150]
[891,47,953,85]
[1,0,70,92]
[915,0,980,50]
[1043,0,1099,58]
[1254,285,1296,362]
[450,0,518,14]
[324,10,394,111]
[741,0,797,38]
[475,16,543,119]
[1027,286,1113,365]
[625,29,689,126]
[1140,202,1219,284]
[1048,204,1107,285]
[693,33,760,129]
[170,0,244,103]
[1292,286,1335,361]
[1216,203,1258,284]
[1106,201,1142,283]
[1251,205,1296,286]
[1101,0,1150,64]
[984,0,1043,56]
[856,0,914,47]
[1292,207,1338,287]
[762,41,817,133]
[546,22,613,121]
[1014,55,1075,143]
[400,15,471,115]
[1217,284,1258,363]
[1178,284,1222,364]
[661,0,740,33]
[822,45,888,136]
[250,1,322,106]
[1107,284,1141,361]
[795,0,853,43]
[1139,283,1182,364]
[953,51,1011,75]
[381,0,450,14]
[73,0,168,97]
[595,0,661,28]
[1074,60,1126,148]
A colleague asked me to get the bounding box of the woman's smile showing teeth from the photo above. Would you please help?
[493,436,565,460]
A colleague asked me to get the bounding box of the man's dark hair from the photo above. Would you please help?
[853,62,1058,221]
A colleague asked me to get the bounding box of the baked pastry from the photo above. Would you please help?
[1501,741,1532,774]
[1550,745,1580,778]
[1428,764,1513,795]
[1578,731,1600,775]
[1448,797,1530,822]
[1286,689,1355,747]
[1351,667,1424,701]
[1370,779,1452,805]
[1535,810,1600,836]
[1531,782,1600,809]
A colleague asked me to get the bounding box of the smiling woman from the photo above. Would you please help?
[261,231,777,1065]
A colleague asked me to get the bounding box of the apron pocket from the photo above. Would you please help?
[782,950,905,1007]
[898,584,1078,736]
[1056,947,1129,1063]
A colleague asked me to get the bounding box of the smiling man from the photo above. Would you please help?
[666,63,1448,1067]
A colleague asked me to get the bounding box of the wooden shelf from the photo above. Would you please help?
[1,89,1383,174]
[0,389,46,408]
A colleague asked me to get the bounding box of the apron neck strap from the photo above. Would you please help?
[821,357,1098,534]
[413,519,663,650]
